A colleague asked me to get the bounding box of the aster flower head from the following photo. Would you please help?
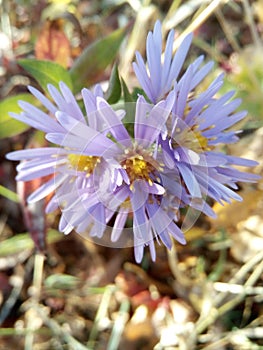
[133,20,259,219]
[6,80,188,262]
[49,92,187,262]
[160,60,259,212]
[6,82,116,213]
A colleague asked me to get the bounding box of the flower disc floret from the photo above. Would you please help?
[68,154,100,175]
[171,124,212,152]
[120,147,162,187]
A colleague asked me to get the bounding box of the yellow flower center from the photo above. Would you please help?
[68,154,100,176]
[192,130,209,150]
[122,153,160,186]
[172,126,211,152]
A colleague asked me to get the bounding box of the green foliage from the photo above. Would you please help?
[227,46,263,127]
[0,185,19,203]
[105,64,121,104]
[44,273,80,290]
[0,230,63,257]
[121,77,133,103]
[0,94,36,138]
[69,27,127,93]
[18,59,73,93]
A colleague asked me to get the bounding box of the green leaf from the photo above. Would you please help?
[105,64,121,104]
[44,273,80,290]
[0,229,63,257]
[121,77,133,103]
[132,87,148,101]
[18,59,73,93]
[119,78,135,137]
[70,27,127,93]
[0,185,19,203]
[0,93,36,138]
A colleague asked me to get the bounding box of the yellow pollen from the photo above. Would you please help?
[68,154,100,174]
[173,125,212,152]
[193,130,209,150]
[122,155,156,184]
[132,158,147,174]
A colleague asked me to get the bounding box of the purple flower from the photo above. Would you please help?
[6,80,188,263]
[97,93,187,262]
[159,60,259,215]
[6,82,116,216]
[6,20,260,264]
[133,20,259,218]
[47,92,187,262]
[133,20,193,103]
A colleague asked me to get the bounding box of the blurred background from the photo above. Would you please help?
[0,0,263,349]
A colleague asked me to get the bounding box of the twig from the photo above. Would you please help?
[0,266,24,325]
[195,256,263,334]
[32,304,89,350]
[242,0,262,49]
[214,249,263,306]
[167,242,193,288]
[24,253,45,350]
[107,299,130,350]
[168,240,263,336]
[200,327,263,350]
[215,8,241,53]
[213,282,263,295]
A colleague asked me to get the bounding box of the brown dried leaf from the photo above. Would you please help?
[210,190,263,230]
[35,19,71,68]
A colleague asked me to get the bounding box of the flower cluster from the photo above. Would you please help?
[6,21,259,262]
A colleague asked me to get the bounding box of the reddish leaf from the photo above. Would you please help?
[35,19,71,68]
[0,272,12,295]
[17,175,53,253]
[131,290,163,311]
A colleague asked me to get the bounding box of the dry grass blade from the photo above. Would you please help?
[242,0,262,48]
[163,0,211,31]
[24,253,45,350]
[107,299,130,350]
[196,252,263,334]
[87,285,116,348]
[0,266,24,325]
[170,0,229,51]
